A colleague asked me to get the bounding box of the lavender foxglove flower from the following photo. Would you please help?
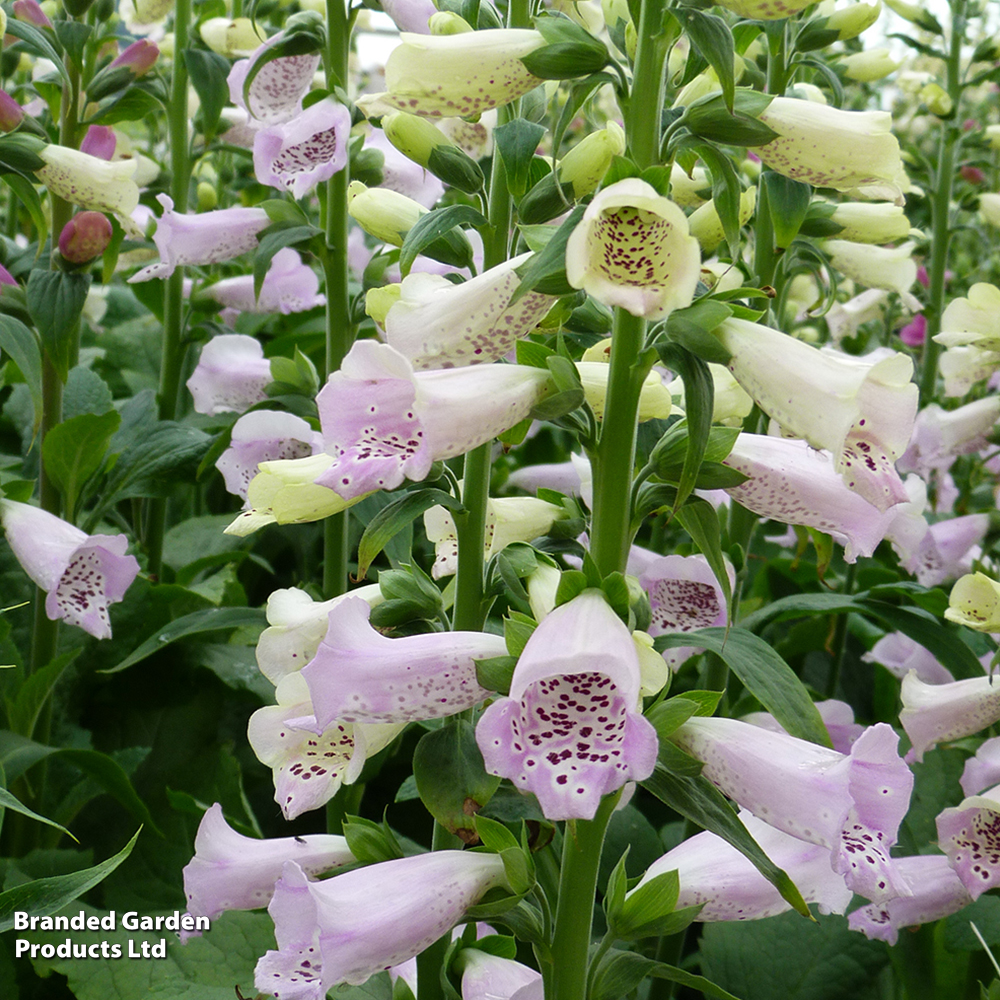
[228,31,320,124]
[505,454,592,507]
[254,98,351,199]
[961,738,1000,797]
[742,699,865,755]
[186,334,271,416]
[204,248,325,316]
[639,554,733,671]
[629,810,852,921]
[937,785,1000,898]
[477,590,658,821]
[722,434,894,563]
[128,194,270,283]
[256,584,383,685]
[715,319,917,511]
[182,803,353,927]
[356,30,546,119]
[254,852,508,996]
[671,718,914,902]
[381,0,437,32]
[249,672,404,820]
[300,597,503,727]
[901,514,988,588]
[900,672,1000,762]
[899,397,1000,478]
[460,949,543,1000]
[565,179,701,320]
[312,341,553,501]
[383,254,556,369]
[217,411,319,500]
[862,632,955,685]
[0,500,140,640]
[848,855,972,945]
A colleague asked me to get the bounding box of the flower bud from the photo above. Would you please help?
[365,284,402,325]
[920,82,953,118]
[884,0,942,32]
[199,17,265,58]
[80,125,116,160]
[824,0,882,40]
[12,0,52,29]
[58,211,113,265]
[347,180,422,246]
[0,89,24,133]
[111,38,158,78]
[428,11,473,34]
[381,112,484,194]
[961,165,985,185]
[0,7,7,37]
[196,181,218,211]
[838,48,901,83]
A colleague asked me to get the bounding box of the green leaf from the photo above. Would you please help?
[763,172,812,250]
[26,269,92,383]
[3,19,69,85]
[504,610,537,657]
[398,205,485,276]
[103,607,267,674]
[0,314,43,433]
[510,205,585,306]
[592,947,740,1000]
[674,498,732,619]
[87,86,163,126]
[663,298,734,364]
[5,650,79,740]
[523,15,609,79]
[342,814,404,864]
[475,654,517,696]
[0,829,140,932]
[184,48,231,141]
[645,697,701,742]
[3,173,48,251]
[53,20,91,69]
[0,785,76,842]
[413,721,501,842]
[252,224,322,300]
[494,118,547,201]
[693,141,746,260]
[357,488,465,580]
[672,8,735,112]
[41,410,120,519]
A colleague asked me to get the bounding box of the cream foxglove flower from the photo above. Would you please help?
[826,202,913,244]
[933,282,1000,396]
[945,572,1000,632]
[565,179,701,320]
[822,240,919,309]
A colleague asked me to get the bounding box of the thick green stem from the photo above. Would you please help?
[826,561,857,698]
[322,0,355,600]
[452,444,493,631]
[548,793,619,1000]
[623,1,667,170]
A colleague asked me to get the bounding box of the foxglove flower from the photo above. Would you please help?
[823,240,920,309]
[460,949,542,1000]
[629,810,851,921]
[742,700,864,755]
[862,632,954,685]
[254,98,351,199]
[182,803,353,926]
[711,0,814,18]
[79,125,115,160]
[0,500,140,640]
[313,341,553,501]
[961,738,1000,797]
[381,0,437,33]
[639,554,733,671]
[827,202,913,244]
[752,99,908,202]
[937,785,1000,899]
[300,597,503,727]
[186,334,271,416]
[825,289,893,344]
[671,718,914,902]
[228,31,320,124]
[715,319,917,511]
[899,397,1000,479]
[200,17,265,57]
[204,248,325,317]
[900,513,988,588]
[357,30,546,119]
[576,362,677,420]
[424,495,566,579]
[900,672,1000,762]
[506,453,592,506]
[722,434,894,563]
[383,254,556,369]
[848,855,972,945]
[217,411,319,501]
[256,584,383,685]
[933,283,1000,396]
[945,572,1000,632]
[256,852,508,996]
[565,179,701,320]
[128,194,270,283]
[476,590,659,821]
[249,672,404,820]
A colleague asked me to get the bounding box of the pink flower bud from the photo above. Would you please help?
[898,312,927,346]
[960,165,986,185]
[58,211,113,265]
[964,118,979,131]
[0,89,24,133]
[110,39,158,78]
[0,263,17,288]
[12,0,52,28]
[80,125,116,160]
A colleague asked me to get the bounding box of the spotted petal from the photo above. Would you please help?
[186,334,271,416]
[228,31,320,124]
[205,248,325,316]
[900,670,1000,762]
[937,784,1000,899]
[217,410,318,501]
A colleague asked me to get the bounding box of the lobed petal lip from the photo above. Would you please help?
[228,31,320,124]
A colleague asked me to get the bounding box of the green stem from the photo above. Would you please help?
[623,1,668,170]
[889,923,937,1000]
[764,21,789,96]
[753,173,778,293]
[547,792,619,1000]
[826,561,857,698]
[322,0,355,600]
[452,443,493,631]
[147,0,192,579]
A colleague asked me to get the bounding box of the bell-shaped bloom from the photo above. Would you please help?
[629,809,852,921]
[381,0,437,32]
[300,597,503,727]
[186,334,271,416]
[424,495,566,579]
[256,584,383,685]
[0,500,140,640]
[715,320,917,511]
[363,125,445,208]
[742,700,864,756]
[838,48,901,82]
[961,738,1000,797]
[249,672,404,820]
[899,397,1000,479]
[228,30,320,124]
[255,852,508,996]
[357,30,546,119]
[848,855,972,945]
[933,283,1000,396]
[900,671,1000,762]
[216,411,319,501]
[945,572,1000,632]
[182,803,353,927]
[460,949,542,1000]
[687,187,757,254]
[383,255,556,370]
[639,554,733,671]
[576,361,677,421]
[937,784,1000,899]
[129,194,270,283]
[253,98,351,199]
[900,514,988,588]
[722,434,894,563]
[35,146,140,235]
[313,341,553,501]
[862,632,954,685]
[671,718,914,903]
[825,289,893,344]
[58,211,113,265]
[823,240,919,309]
[476,590,659,821]
[204,248,325,317]
[752,99,907,202]
[200,16,265,57]
[565,179,701,320]
[506,453,593,507]
[827,202,912,244]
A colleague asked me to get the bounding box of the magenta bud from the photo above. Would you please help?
[0,90,24,133]
[12,0,53,29]
[80,125,116,161]
[0,263,17,288]
[110,39,158,78]
[961,165,986,185]
[58,211,113,265]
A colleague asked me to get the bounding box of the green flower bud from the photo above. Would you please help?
[381,112,484,194]
[365,284,402,325]
[428,11,474,34]
[920,82,953,118]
